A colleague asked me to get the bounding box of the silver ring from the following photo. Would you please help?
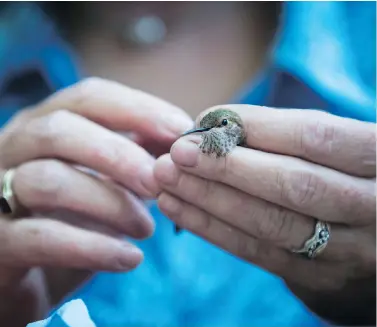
[0,169,16,215]
[292,220,331,259]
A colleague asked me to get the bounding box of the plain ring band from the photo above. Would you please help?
[292,219,331,259]
[0,169,16,215]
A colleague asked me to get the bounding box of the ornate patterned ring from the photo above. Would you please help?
[292,220,331,259]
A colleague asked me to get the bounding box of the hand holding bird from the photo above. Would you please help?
[174,108,246,233]
[154,104,376,324]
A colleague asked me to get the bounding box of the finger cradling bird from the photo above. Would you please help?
[174,108,246,234]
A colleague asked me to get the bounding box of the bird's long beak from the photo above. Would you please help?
[181,127,211,136]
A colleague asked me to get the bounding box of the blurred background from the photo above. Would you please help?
[0,1,280,119]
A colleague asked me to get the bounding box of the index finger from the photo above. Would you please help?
[25,77,193,144]
[197,105,376,177]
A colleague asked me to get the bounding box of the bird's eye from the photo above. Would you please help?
[221,119,228,126]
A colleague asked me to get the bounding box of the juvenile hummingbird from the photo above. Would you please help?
[174,108,246,233]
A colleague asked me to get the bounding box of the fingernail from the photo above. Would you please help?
[171,139,199,167]
[118,244,144,269]
[167,114,194,135]
[154,156,179,185]
[140,164,161,198]
[158,193,182,215]
[126,194,156,239]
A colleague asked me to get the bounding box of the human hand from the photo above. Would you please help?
[155,105,376,325]
[0,77,192,325]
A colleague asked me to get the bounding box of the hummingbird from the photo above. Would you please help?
[174,108,246,234]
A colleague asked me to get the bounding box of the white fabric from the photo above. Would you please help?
[26,299,96,327]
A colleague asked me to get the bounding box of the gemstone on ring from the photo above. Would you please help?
[292,220,331,259]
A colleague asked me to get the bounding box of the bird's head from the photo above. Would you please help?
[181,109,244,137]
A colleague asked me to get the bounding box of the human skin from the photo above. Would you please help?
[0,77,193,326]
[154,105,376,325]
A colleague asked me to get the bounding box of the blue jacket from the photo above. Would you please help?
[1,2,375,327]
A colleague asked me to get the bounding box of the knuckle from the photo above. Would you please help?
[298,118,338,157]
[277,169,326,209]
[91,137,128,172]
[43,110,72,129]
[257,205,294,243]
[16,160,67,206]
[26,110,72,152]
[78,77,106,93]
[74,77,106,105]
